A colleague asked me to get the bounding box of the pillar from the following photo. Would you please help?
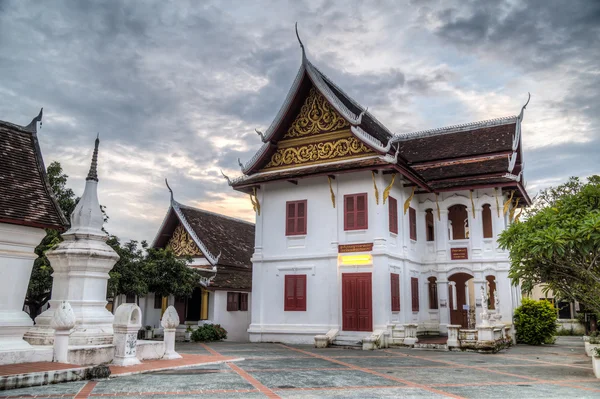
[0,224,45,352]
[162,306,182,360]
[51,301,75,363]
[437,276,450,333]
[436,209,449,261]
[113,304,142,367]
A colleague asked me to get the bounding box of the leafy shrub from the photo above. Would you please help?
[590,331,600,344]
[191,324,227,342]
[514,299,557,345]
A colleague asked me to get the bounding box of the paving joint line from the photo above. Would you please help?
[279,344,466,399]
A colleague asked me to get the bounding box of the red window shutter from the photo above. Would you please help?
[297,200,307,235]
[295,275,307,311]
[411,277,419,311]
[240,293,248,311]
[344,195,355,230]
[409,207,417,241]
[344,194,368,231]
[227,292,235,311]
[389,197,398,234]
[286,200,307,236]
[284,275,296,310]
[391,273,400,311]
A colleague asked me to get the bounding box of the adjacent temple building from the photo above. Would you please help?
[225,28,530,344]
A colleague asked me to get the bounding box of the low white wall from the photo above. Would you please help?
[211,291,251,342]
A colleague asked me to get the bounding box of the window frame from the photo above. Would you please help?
[482,204,493,239]
[284,274,307,311]
[411,277,419,312]
[409,207,417,241]
[391,273,400,312]
[428,277,438,310]
[286,200,308,236]
[240,293,249,311]
[425,209,435,242]
[344,193,368,231]
[388,196,398,234]
[227,292,240,311]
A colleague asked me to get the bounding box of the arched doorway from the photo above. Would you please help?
[448,272,474,328]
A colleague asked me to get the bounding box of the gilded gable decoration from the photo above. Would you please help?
[167,224,202,257]
[262,134,373,170]
[284,88,349,139]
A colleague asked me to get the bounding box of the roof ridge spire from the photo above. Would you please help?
[165,178,174,202]
[295,22,307,62]
[25,108,43,132]
[86,134,100,181]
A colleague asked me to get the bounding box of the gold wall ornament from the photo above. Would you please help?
[514,207,523,223]
[495,188,500,218]
[284,87,349,139]
[253,187,261,216]
[404,186,415,214]
[503,190,515,216]
[383,173,396,204]
[470,190,476,218]
[262,134,374,170]
[167,224,202,257]
[372,171,379,205]
[249,194,257,213]
[327,176,336,208]
[436,193,441,221]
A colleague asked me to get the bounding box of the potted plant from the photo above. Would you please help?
[185,326,193,342]
[593,347,600,379]
[144,325,153,340]
[585,331,600,357]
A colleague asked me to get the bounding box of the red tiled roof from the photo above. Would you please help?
[0,117,68,230]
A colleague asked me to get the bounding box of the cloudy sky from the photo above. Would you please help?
[1,0,599,242]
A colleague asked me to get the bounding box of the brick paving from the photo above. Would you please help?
[1,337,599,398]
[0,362,80,377]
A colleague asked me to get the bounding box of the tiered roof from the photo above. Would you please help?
[0,109,68,230]
[152,186,254,291]
[229,26,530,204]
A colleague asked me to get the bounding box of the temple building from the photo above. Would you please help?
[225,28,530,344]
[0,110,68,358]
[120,186,254,341]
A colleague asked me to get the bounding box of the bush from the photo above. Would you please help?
[590,331,600,344]
[514,299,557,345]
[555,326,585,336]
[190,324,227,342]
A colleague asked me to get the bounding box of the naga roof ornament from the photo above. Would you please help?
[220,169,232,185]
[25,108,43,132]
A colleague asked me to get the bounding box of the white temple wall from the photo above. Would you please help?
[250,171,519,342]
[211,291,251,342]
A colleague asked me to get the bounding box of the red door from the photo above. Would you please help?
[342,273,372,331]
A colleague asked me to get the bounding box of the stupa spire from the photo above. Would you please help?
[87,134,99,181]
[66,136,104,236]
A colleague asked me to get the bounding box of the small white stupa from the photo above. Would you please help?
[25,136,120,346]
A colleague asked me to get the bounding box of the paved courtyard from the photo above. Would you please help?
[1,337,598,398]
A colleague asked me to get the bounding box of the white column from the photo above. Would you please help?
[471,207,483,258]
[465,283,470,307]
[449,282,457,310]
[436,209,449,261]
[437,276,450,333]
[0,224,45,351]
[51,301,75,363]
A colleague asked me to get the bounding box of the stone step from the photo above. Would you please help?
[412,343,449,351]
[331,336,363,348]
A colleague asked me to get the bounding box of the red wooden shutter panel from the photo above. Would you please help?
[297,201,307,234]
[389,197,398,234]
[345,195,355,230]
[409,207,417,241]
[240,293,248,311]
[344,194,368,230]
[411,277,419,311]
[284,276,295,310]
[296,275,306,311]
[391,273,400,311]
[286,200,307,235]
[227,292,237,311]
[356,194,367,229]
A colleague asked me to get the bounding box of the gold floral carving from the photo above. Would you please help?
[284,88,349,139]
[263,134,373,170]
[167,224,202,257]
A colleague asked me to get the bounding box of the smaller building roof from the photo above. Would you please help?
[0,110,68,230]
[153,189,255,269]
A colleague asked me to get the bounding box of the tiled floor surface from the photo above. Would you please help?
[1,337,598,398]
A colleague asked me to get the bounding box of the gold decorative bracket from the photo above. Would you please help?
[372,171,379,205]
[436,193,441,221]
[252,187,261,216]
[503,190,515,216]
[404,187,415,214]
[383,173,396,204]
[495,188,500,218]
[328,176,336,208]
[470,190,476,218]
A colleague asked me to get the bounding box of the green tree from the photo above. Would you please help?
[24,162,78,319]
[513,299,557,345]
[498,175,600,314]
[145,248,199,299]
[106,237,149,299]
